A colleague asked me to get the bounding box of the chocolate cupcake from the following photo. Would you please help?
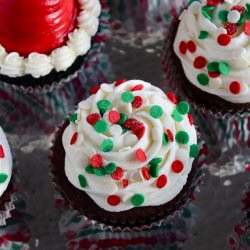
[51,79,204,231]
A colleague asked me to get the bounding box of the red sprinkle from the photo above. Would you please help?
[166,92,177,104]
[111,167,124,180]
[122,179,129,188]
[90,86,100,94]
[217,34,231,46]
[123,118,140,130]
[193,56,207,69]
[108,110,120,123]
[132,96,143,108]
[208,71,220,78]
[90,154,103,168]
[206,0,219,6]
[224,23,238,36]
[231,5,245,13]
[131,84,144,91]
[166,129,174,142]
[141,167,150,180]
[187,40,196,53]
[243,22,250,36]
[188,114,194,126]
[107,195,121,206]
[0,145,4,158]
[136,148,147,162]
[179,41,187,54]
[229,81,241,94]
[134,125,145,139]
[70,132,78,145]
[171,160,184,173]
[156,175,167,188]
[114,79,127,87]
[86,113,101,125]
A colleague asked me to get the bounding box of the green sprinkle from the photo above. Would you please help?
[122,127,128,133]
[149,164,159,178]
[218,10,229,22]
[237,15,244,26]
[175,131,190,144]
[104,163,117,174]
[85,165,94,174]
[188,0,200,5]
[121,92,134,103]
[190,144,200,158]
[93,167,105,176]
[176,101,190,115]
[101,139,113,152]
[202,6,215,21]
[207,62,219,72]
[78,174,87,188]
[246,3,250,11]
[69,113,78,123]
[162,133,168,145]
[245,10,250,20]
[118,113,127,125]
[172,109,183,122]
[150,105,163,119]
[149,157,162,166]
[218,62,230,75]
[131,194,144,207]
[197,73,209,86]
[0,173,8,183]
[94,120,108,133]
[97,99,111,112]
[198,30,209,39]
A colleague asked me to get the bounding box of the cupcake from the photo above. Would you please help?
[51,79,204,230]
[0,0,102,92]
[171,0,250,114]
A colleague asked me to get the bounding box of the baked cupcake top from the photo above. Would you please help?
[0,0,100,78]
[174,0,250,104]
[0,127,12,197]
[62,80,199,212]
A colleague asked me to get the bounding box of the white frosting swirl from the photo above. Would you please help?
[62,80,198,212]
[174,0,250,103]
[0,0,101,78]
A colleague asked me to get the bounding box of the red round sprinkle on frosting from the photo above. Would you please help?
[179,41,187,54]
[70,132,78,145]
[114,79,127,87]
[231,5,245,13]
[90,86,100,94]
[193,56,207,69]
[206,0,219,6]
[0,145,4,158]
[111,167,124,180]
[187,40,196,53]
[243,22,250,36]
[171,160,184,173]
[123,118,140,130]
[224,23,238,36]
[122,179,129,188]
[141,167,150,180]
[131,84,144,91]
[107,195,121,206]
[108,110,120,124]
[86,113,101,126]
[90,154,103,168]
[166,92,177,104]
[217,34,231,46]
[136,148,147,162]
[208,71,220,78]
[229,81,241,94]
[188,114,194,126]
[134,124,145,139]
[132,96,143,108]
[156,175,167,188]
[166,129,174,142]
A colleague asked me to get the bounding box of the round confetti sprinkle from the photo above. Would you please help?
[190,144,200,158]
[227,10,241,24]
[175,131,190,144]
[100,139,114,152]
[123,118,141,131]
[104,163,117,174]
[90,85,100,94]
[206,0,219,7]
[188,114,194,126]
[141,167,150,180]
[244,22,250,36]
[208,71,220,78]
[229,81,241,94]
[187,40,196,53]
[118,113,127,125]
[109,124,123,136]
[156,175,167,188]
[149,164,159,178]
[86,113,101,125]
[121,92,134,103]
[193,56,207,69]
[136,148,147,162]
[132,96,143,108]
[207,62,219,72]
[150,105,163,119]
[111,167,124,180]
[114,79,127,87]
[90,154,103,168]
[231,5,245,13]
[0,173,8,184]
[149,157,162,166]
[97,99,111,112]
[85,165,94,174]
[107,195,120,206]
[131,194,144,207]
[197,73,209,86]
[78,175,87,188]
[218,62,230,75]
[217,34,231,46]
[0,145,4,158]
[172,110,183,122]
[166,129,174,142]
[69,113,77,123]
[166,92,177,104]
[224,23,238,35]
[93,167,105,176]
[108,110,120,123]
[70,132,78,145]
[122,179,129,188]
[131,84,144,91]
[218,10,229,21]
[134,125,145,139]
[198,30,209,39]
[179,41,187,54]
[162,133,168,145]
[176,101,190,115]
[94,120,108,133]
[171,160,184,173]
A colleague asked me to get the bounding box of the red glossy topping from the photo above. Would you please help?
[0,0,79,56]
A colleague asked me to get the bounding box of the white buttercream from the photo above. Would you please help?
[1,53,24,77]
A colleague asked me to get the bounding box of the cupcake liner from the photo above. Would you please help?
[0,0,109,94]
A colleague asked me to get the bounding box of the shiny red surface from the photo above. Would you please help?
[0,0,79,56]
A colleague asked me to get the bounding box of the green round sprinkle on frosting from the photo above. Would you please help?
[150,105,163,119]
[101,139,114,152]
[131,194,144,207]
[78,174,87,188]
[149,164,159,178]
[176,101,190,115]
[85,165,94,174]
[149,157,162,166]
[190,144,200,158]
[94,120,108,133]
[237,14,245,26]
[118,113,127,125]
[172,110,183,122]
[104,163,117,174]
[121,92,134,103]
[207,62,219,72]
[218,62,230,75]
[175,131,190,145]
[93,167,105,176]
[0,173,8,183]
[188,0,200,5]
[69,113,78,123]
[197,73,209,86]
[198,30,209,39]
[97,99,111,111]
[218,10,229,22]
[162,133,168,145]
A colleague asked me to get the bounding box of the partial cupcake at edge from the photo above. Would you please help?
[0,0,102,91]
[51,79,204,230]
[173,0,250,112]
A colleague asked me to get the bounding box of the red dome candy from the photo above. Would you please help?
[0,0,79,56]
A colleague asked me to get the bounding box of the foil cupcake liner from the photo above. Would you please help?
[0,0,109,95]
